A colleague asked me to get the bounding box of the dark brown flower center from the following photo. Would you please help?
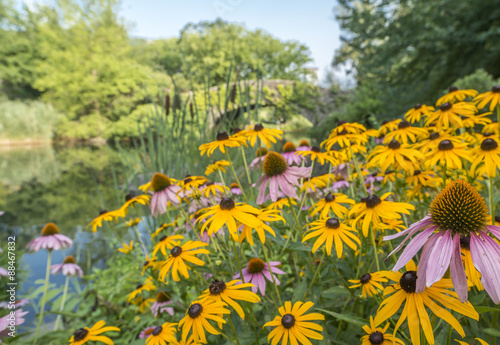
[282,142,297,153]
[438,140,454,151]
[449,86,458,92]
[263,151,288,177]
[159,235,167,242]
[481,138,498,151]
[73,328,89,341]
[460,236,471,250]
[171,246,183,257]
[136,284,143,290]
[41,222,60,236]
[188,303,203,318]
[220,198,235,210]
[143,260,150,267]
[247,258,265,274]
[156,291,172,302]
[398,120,410,129]
[400,271,417,293]
[325,218,340,229]
[232,127,242,134]
[125,193,135,202]
[388,139,401,150]
[338,120,347,126]
[152,326,163,336]
[369,331,384,345]
[414,103,422,109]
[217,132,229,141]
[99,210,108,215]
[365,195,382,209]
[151,173,172,192]
[254,123,264,131]
[325,193,336,202]
[492,85,500,93]
[209,279,227,295]
[414,170,421,176]
[360,273,372,284]
[281,314,295,329]
[440,102,452,111]
[63,256,76,264]
[311,146,321,153]
[429,132,440,140]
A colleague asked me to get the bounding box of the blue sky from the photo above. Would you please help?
[119,0,341,83]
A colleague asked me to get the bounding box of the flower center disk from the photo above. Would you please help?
[325,218,340,229]
[388,139,401,150]
[481,138,498,151]
[430,180,488,235]
[247,258,265,274]
[400,271,417,293]
[220,198,235,210]
[188,303,203,318]
[365,195,382,209]
[151,173,172,192]
[360,273,372,284]
[325,193,336,202]
[152,326,163,336]
[369,331,384,345]
[217,131,229,141]
[209,279,227,295]
[63,256,76,264]
[282,142,296,153]
[73,328,89,341]
[281,314,296,329]
[263,152,288,177]
[438,140,454,151]
[171,246,183,257]
[41,222,60,236]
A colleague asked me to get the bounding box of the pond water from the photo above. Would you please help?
[0,144,127,331]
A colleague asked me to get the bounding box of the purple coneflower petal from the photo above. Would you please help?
[391,226,436,272]
[256,175,269,204]
[425,230,454,287]
[470,232,500,304]
[449,234,468,302]
[416,232,441,292]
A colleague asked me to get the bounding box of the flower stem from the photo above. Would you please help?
[225,150,249,203]
[287,197,304,237]
[218,328,239,344]
[262,245,283,306]
[227,317,242,345]
[240,146,254,199]
[218,170,230,197]
[33,250,52,344]
[370,227,381,271]
[304,250,326,299]
[298,161,315,214]
[54,275,70,331]
[231,238,245,283]
[489,176,495,225]
[192,269,209,285]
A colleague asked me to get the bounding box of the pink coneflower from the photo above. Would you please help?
[26,223,72,252]
[249,147,269,169]
[233,258,286,296]
[0,299,29,309]
[139,326,155,338]
[386,180,500,303]
[296,139,312,152]
[0,309,28,339]
[331,178,350,192]
[256,151,311,204]
[151,292,174,317]
[230,182,242,195]
[51,255,83,277]
[281,142,303,166]
[149,173,181,217]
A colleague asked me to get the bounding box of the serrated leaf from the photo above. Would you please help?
[317,308,367,327]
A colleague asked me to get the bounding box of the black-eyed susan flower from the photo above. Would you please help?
[348,272,388,298]
[455,338,489,345]
[416,130,462,154]
[200,181,228,198]
[322,121,368,149]
[205,160,230,176]
[267,197,297,210]
[405,169,441,189]
[158,241,209,282]
[199,131,246,156]
[238,208,284,246]
[88,209,126,233]
[470,137,500,177]
[199,279,260,327]
[303,218,360,258]
[127,277,156,302]
[197,198,260,239]
[118,240,134,254]
[178,175,208,194]
[179,299,230,343]
[475,85,500,111]
[367,139,422,175]
[300,175,328,193]
[375,218,406,233]
[256,151,311,204]
[243,123,283,148]
[462,112,492,128]
[151,221,177,238]
[69,320,120,345]
[120,193,150,213]
[295,146,340,165]
[459,236,484,291]
[386,180,500,303]
[131,296,155,314]
[263,301,324,345]
[426,102,477,131]
[145,322,177,345]
[404,103,435,123]
[309,192,355,219]
[378,119,401,136]
[152,234,184,257]
[125,218,141,227]
[349,193,414,237]
[169,335,201,345]
[437,86,478,105]
[374,261,479,345]
[147,173,182,216]
[424,139,472,170]
[361,316,404,345]
[383,120,428,144]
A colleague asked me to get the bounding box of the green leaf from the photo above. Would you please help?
[322,286,351,299]
[292,277,308,302]
[474,306,500,313]
[484,328,500,337]
[317,309,367,327]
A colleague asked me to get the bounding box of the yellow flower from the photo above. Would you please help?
[197,198,260,239]
[263,301,324,345]
[383,120,428,144]
[361,316,404,345]
[168,335,201,345]
[118,241,134,254]
[238,208,284,246]
[303,218,360,257]
[375,218,406,233]
[462,112,492,128]
[267,197,297,210]
[425,101,477,131]
[459,236,484,291]
[424,139,472,170]
[474,85,500,111]
[348,272,388,298]
[120,194,150,213]
[145,322,177,345]
[405,103,435,123]
[199,279,260,327]
[205,160,230,176]
[378,119,401,136]
[405,169,441,189]
[131,296,155,314]
[158,241,209,282]
[243,123,283,148]
[142,254,163,273]
[151,221,177,238]
[127,277,156,302]
[375,261,479,345]
[125,218,141,227]
[322,122,368,149]
[455,338,489,345]
[88,209,126,233]
[416,129,462,154]
[349,193,414,237]
[179,299,230,343]
[309,192,355,219]
[436,86,478,105]
[199,131,247,157]
[69,320,120,345]
[152,234,185,257]
[470,137,500,178]
[178,176,209,194]
[295,146,340,165]
[200,182,229,198]
[367,139,423,175]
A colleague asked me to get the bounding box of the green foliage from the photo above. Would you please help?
[334,0,500,117]
[0,98,60,140]
[451,69,500,93]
